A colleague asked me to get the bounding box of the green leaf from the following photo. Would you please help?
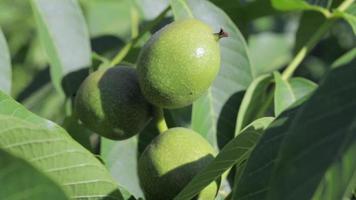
[211,0,278,28]
[174,117,274,200]
[233,101,302,200]
[101,121,159,199]
[249,32,293,76]
[101,137,144,198]
[274,72,317,116]
[268,56,356,200]
[271,0,332,14]
[0,27,11,95]
[134,0,169,20]
[0,149,68,199]
[169,0,254,148]
[0,91,125,199]
[235,74,273,135]
[234,62,356,200]
[31,0,91,96]
[335,3,356,35]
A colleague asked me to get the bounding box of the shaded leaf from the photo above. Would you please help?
[0,27,11,95]
[0,149,68,199]
[174,117,274,200]
[0,91,125,199]
[233,59,356,200]
[233,101,302,200]
[31,0,91,96]
[274,72,317,116]
[335,3,356,35]
[235,74,273,135]
[211,0,278,27]
[62,114,94,153]
[268,54,356,200]
[169,0,254,148]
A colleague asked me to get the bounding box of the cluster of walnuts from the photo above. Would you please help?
[75,19,226,200]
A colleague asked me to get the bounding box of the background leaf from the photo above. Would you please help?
[248,32,293,76]
[174,117,274,200]
[0,27,11,95]
[0,149,68,200]
[101,137,144,198]
[31,0,91,96]
[294,12,326,52]
[274,72,317,116]
[81,0,133,40]
[134,0,169,20]
[22,83,65,123]
[0,91,125,199]
[169,0,254,149]
[271,0,332,13]
[169,0,194,20]
[235,74,273,135]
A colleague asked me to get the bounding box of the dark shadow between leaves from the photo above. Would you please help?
[17,66,50,102]
[105,188,127,200]
[164,105,192,128]
[217,91,245,149]
[137,120,159,159]
[62,67,89,97]
[91,35,125,55]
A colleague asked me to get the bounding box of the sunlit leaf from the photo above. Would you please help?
[0,91,126,199]
[0,149,68,200]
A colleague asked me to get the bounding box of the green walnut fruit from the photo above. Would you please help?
[137,19,227,108]
[74,66,152,140]
[138,127,219,200]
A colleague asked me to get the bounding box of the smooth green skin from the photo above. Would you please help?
[74,66,152,140]
[137,19,221,109]
[138,128,219,200]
